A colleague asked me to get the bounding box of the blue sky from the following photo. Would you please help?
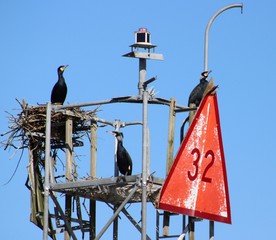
[0,1,275,239]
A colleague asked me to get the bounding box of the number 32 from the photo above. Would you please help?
[188,148,215,183]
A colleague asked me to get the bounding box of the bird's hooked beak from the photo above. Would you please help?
[61,65,69,71]
[200,70,212,79]
[107,130,118,136]
[107,131,124,140]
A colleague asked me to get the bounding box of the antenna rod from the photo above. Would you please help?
[204,3,243,72]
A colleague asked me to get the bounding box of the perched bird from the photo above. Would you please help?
[112,131,133,176]
[51,65,68,105]
[188,70,211,107]
[181,71,212,139]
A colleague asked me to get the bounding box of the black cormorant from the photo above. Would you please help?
[188,70,211,107]
[112,131,133,176]
[51,65,68,105]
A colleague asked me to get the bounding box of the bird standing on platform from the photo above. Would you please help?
[188,70,211,107]
[51,65,68,105]
[112,131,133,176]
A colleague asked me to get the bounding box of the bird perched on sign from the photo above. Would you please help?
[51,65,68,105]
[188,70,211,107]
[112,131,133,176]
[181,70,212,140]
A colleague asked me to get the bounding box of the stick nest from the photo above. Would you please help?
[1,99,99,151]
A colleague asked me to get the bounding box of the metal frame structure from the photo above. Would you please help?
[41,40,193,240]
[40,4,243,237]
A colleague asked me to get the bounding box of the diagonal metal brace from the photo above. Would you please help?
[49,190,77,240]
[122,207,151,240]
[95,182,139,240]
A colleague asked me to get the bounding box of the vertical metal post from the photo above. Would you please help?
[188,216,195,240]
[182,215,186,239]
[113,120,121,240]
[140,57,148,240]
[156,210,160,240]
[165,98,176,178]
[163,98,176,236]
[113,119,121,177]
[146,125,150,176]
[204,3,243,72]
[43,102,51,240]
[49,156,55,184]
[65,118,73,240]
[90,120,97,240]
[139,58,146,96]
[142,90,149,240]
[188,103,196,240]
[209,221,214,240]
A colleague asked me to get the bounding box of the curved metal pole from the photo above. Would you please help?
[204,3,243,72]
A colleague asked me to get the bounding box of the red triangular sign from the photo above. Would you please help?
[158,90,231,224]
